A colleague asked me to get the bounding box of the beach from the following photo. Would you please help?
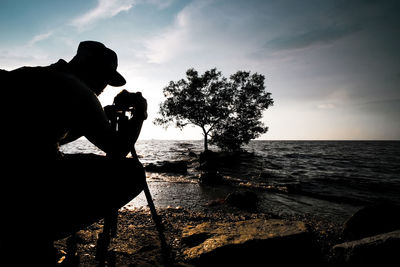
[53,205,344,266]
[55,139,400,266]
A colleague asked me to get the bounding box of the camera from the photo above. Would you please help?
[113,89,143,113]
[104,89,144,132]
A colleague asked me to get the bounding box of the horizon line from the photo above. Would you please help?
[137,139,400,142]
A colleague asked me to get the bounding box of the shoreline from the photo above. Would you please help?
[126,176,361,225]
[44,170,398,266]
[51,145,400,265]
[53,172,353,266]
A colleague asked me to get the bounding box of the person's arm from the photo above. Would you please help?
[78,89,147,159]
[123,112,146,157]
[117,92,148,154]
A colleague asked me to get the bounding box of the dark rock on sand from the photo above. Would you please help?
[145,161,188,174]
[199,172,224,185]
[343,202,400,241]
[199,150,217,164]
[333,230,400,266]
[198,150,218,172]
[225,191,258,210]
[181,219,317,266]
[188,151,197,158]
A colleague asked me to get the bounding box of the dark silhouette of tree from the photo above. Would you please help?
[154,68,273,151]
[210,71,273,151]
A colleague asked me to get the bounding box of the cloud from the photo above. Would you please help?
[71,0,136,29]
[261,0,399,51]
[0,32,55,69]
[358,99,400,115]
[0,47,51,69]
[266,26,360,51]
[27,32,53,46]
[142,0,175,9]
[144,7,191,63]
[317,103,336,110]
[143,0,256,65]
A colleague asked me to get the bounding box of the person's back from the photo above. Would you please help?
[3,61,98,160]
[0,41,147,265]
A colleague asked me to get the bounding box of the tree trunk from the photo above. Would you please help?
[202,127,208,151]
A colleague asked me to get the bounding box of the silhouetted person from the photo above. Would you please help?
[0,41,147,265]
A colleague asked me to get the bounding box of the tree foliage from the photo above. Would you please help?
[154,68,273,151]
[210,71,273,151]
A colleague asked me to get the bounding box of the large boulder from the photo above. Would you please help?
[333,230,400,266]
[343,202,400,241]
[181,219,318,266]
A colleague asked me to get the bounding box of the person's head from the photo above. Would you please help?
[68,41,126,95]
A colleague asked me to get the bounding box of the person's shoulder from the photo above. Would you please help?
[58,75,98,107]
[8,61,73,86]
[55,71,87,91]
[45,62,93,97]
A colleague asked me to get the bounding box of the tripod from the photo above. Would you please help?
[95,166,172,266]
[96,103,173,266]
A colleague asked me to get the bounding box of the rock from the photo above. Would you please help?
[333,230,400,266]
[199,172,223,185]
[199,150,217,164]
[145,161,188,174]
[206,199,225,207]
[198,150,219,172]
[198,150,220,173]
[75,230,96,244]
[225,191,258,210]
[181,219,316,266]
[188,151,197,158]
[343,202,400,241]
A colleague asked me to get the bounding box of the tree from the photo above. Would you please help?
[210,71,273,151]
[154,68,273,151]
[154,68,231,151]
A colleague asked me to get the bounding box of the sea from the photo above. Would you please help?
[61,139,400,224]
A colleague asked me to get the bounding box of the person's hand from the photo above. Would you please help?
[133,92,148,120]
[103,105,117,120]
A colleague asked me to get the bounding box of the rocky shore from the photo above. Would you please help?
[48,153,400,266]
[51,199,399,266]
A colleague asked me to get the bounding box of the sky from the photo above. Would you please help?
[1,0,399,140]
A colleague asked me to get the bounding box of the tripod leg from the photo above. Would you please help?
[95,209,118,264]
[143,181,173,266]
[95,231,109,265]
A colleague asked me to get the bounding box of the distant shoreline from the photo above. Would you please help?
[136,139,400,141]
